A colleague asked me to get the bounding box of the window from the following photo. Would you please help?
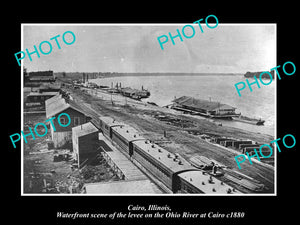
[60,117,67,125]
[74,117,80,126]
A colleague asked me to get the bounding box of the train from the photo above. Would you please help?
[98,116,240,194]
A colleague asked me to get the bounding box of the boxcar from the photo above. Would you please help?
[177,170,240,194]
[98,116,125,139]
[132,140,195,192]
[111,125,145,156]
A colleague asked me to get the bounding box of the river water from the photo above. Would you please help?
[91,75,275,136]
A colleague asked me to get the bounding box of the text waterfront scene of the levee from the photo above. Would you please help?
[91,74,275,136]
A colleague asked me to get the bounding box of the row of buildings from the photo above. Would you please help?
[24,70,60,112]
[24,69,56,86]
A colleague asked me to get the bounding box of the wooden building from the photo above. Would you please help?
[45,94,91,148]
[25,70,56,86]
[72,122,99,168]
[38,83,61,93]
[26,92,58,105]
[172,96,239,119]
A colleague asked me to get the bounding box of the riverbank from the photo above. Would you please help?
[66,86,275,193]
[89,75,275,136]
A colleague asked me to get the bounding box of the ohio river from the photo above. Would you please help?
[92,74,275,136]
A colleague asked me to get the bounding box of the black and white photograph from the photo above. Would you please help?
[21,23,276,195]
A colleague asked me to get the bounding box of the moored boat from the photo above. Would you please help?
[233,115,265,125]
[119,87,150,100]
[171,96,240,119]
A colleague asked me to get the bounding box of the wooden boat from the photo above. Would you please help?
[233,115,265,125]
[120,87,149,100]
[147,101,158,106]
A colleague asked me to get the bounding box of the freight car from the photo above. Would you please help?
[132,139,194,191]
[98,116,125,139]
[98,116,239,194]
[111,125,145,155]
[177,170,238,193]
[132,140,238,194]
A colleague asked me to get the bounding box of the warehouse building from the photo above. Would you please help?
[45,94,91,148]
[172,96,239,118]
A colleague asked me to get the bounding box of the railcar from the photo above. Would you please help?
[110,125,145,156]
[176,170,239,194]
[98,116,125,139]
[132,140,195,192]
[98,116,239,194]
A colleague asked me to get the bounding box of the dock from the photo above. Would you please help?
[172,96,240,119]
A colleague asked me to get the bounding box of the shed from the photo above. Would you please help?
[72,122,99,168]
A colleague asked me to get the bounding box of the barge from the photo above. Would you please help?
[233,115,265,125]
[171,96,240,119]
[119,87,150,100]
[171,96,264,125]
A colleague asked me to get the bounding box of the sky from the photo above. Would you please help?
[22,24,276,73]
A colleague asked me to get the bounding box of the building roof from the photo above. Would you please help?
[45,93,61,104]
[133,140,195,174]
[84,179,159,194]
[178,170,241,194]
[28,70,53,77]
[173,96,235,111]
[27,92,59,97]
[45,94,88,118]
[39,83,61,91]
[72,122,98,137]
[29,77,55,81]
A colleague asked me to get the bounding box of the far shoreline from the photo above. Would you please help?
[54,72,243,80]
